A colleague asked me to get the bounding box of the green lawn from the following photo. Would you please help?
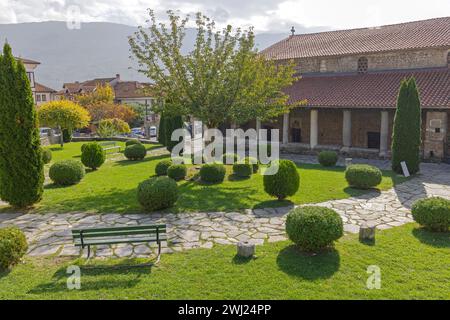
[0,142,407,214]
[0,224,448,300]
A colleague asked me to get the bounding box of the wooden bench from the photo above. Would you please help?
[72,224,167,262]
[99,141,121,153]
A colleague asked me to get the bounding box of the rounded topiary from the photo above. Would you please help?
[124,143,147,161]
[263,160,300,200]
[200,163,226,183]
[155,160,173,176]
[232,163,253,178]
[49,160,85,186]
[167,164,187,181]
[245,157,259,173]
[42,149,52,164]
[137,176,178,211]
[411,197,450,232]
[223,153,239,165]
[126,139,141,147]
[81,143,88,153]
[318,151,338,167]
[345,164,382,189]
[286,206,343,252]
[0,227,28,270]
[81,142,105,170]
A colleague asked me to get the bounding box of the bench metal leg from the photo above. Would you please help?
[155,241,162,264]
[87,245,91,259]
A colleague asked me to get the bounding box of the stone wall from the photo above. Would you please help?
[423,111,448,160]
[318,109,342,145]
[293,48,450,74]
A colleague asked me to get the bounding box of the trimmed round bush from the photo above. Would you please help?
[263,160,300,200]
[42,149,52,164]
[155,160,173,176]
[345,164,382,189]
[49,160,85,186]
[126,139,141,147]
[232,163,253,178]
[223,153,239,165]
[124,144,147,161]
[318,151,338,167]
[411,197,450,232]
[137,176,178,212]
[81,142,105,170]
[200,163,226,183]
[81,143,88,153]
[167,164,187,181]
[0,227,28,270]
[245,157,259,173]
[286,206,343,252]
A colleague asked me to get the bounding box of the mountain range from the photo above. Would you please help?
[0,21,326,90]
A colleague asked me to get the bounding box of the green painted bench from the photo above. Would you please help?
[99,141,121,153]
[72,224,167,262]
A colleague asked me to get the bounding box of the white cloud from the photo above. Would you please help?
[0,0,449,33]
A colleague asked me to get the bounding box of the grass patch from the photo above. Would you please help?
[0,142,407,214]
[0,224,448,299]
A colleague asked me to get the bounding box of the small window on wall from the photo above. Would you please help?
[357,57,368,74]
[447,52,450,67]
[42,94,47,102]
[36,94,41,102]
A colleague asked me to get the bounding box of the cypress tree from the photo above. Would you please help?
[158,113,167,146]
[0,43,44,207]
[391,77,422,174]
[165,115,184,152]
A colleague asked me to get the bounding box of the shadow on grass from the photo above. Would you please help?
[228,174,251,182]
[232,255,257,265]
[28,259,152,293]
[412,228,450,248]
[276,245,340,280]
[253,200,294,211]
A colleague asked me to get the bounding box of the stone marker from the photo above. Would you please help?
[359,223,376,242]
[237,241,255,258]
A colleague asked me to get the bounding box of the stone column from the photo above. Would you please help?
[379,110,389,157]
[342,109,352,152]
[282,113,289,145]
[310,109,319,149]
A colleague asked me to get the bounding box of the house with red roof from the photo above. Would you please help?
[258,17,450,161]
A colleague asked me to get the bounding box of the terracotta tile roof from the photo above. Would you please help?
[16,57,41,65]
[35,82,56,93]
[286,68,450,109]
[82,77,116,87]
[114,81,153,99]
[262,17,450,60]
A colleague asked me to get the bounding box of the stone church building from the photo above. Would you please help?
[257,17,450,162]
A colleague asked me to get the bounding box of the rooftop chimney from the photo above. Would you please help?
[116,74,121,81]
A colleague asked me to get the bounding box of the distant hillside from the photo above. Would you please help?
[0,21,325,90]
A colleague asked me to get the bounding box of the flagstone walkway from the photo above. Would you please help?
[0,161,449,259]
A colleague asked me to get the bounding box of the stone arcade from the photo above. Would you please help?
[253,17,450,162]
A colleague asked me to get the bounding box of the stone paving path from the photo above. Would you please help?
[0,159,449,259]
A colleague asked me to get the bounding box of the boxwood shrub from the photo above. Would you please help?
[232,163,253,178]
[200,163,226,183]
[124,144,147,161]
[245,157,259,173]
[126,139,141,147]
[0,227,28,270]
[137,176,178,212]
[167,164,187,181]
[42,149,52,164]
[49,160,85,186]
[263,160,300,200]
[286,206,343,252]
[81,142,105,170]
[411,197,450,232]
[345,164,382,189]
[318,151,338,167]
[155,160,173,176]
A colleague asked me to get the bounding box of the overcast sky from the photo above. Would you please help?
[1,0,450,33]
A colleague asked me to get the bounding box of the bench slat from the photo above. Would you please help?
[72,228,166,239]
[73,235,167,246]
[72,224,166,234]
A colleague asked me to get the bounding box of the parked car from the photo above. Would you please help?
[39,127,52,138]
